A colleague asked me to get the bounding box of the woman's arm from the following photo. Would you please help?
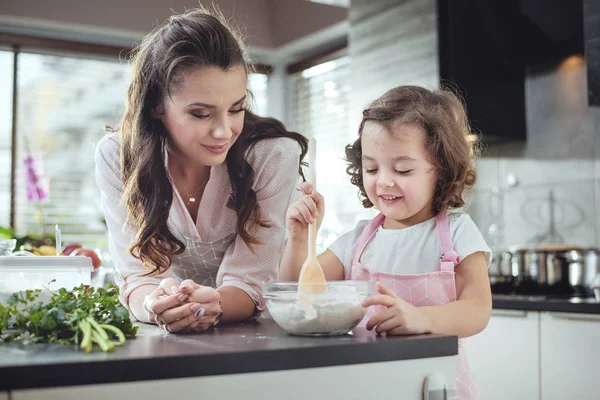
[95,134,173,313]
[215,138,305,321]
[127,285,159,323]
[97,135,219,332]
[420,251,492,338]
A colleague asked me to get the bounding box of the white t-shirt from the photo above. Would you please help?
[328,213,491,277]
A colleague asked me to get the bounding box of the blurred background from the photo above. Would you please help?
[2,2,600,399]
[0,0,599,262]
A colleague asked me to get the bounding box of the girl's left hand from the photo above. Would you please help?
[362,282,432,335]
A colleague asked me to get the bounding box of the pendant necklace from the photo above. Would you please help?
[181,179,209,206]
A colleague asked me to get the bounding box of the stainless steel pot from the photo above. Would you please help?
[497,246,599,297]
[489,252,516,294]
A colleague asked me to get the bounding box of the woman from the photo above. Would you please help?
[95,7,308,333]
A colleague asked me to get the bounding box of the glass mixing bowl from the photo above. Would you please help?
[263,280,375,336]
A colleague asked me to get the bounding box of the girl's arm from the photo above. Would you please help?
[363,251,492,338]
[216,286,256,323]
[280,246,345,282]
[420,251,492,338]
[279,181,345,282]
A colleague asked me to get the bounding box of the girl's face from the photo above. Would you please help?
[361,121,437,229]
[155,65,247,167]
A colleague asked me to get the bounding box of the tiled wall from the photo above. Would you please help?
[468,58,600,255]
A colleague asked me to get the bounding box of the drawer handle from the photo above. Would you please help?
[491,309,528,318]
[548,312,600,322]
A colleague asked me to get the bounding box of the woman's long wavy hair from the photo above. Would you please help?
[345,85,479,214]
[119,7,308,275]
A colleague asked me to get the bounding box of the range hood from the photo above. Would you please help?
[437,0,589,144]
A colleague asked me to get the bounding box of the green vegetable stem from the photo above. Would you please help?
[0,282,138,353]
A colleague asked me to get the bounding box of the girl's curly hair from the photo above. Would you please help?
[345,85,480,214]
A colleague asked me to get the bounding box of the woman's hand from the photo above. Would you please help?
[362,282,433,335]
[286,182,325,240]
[179,279,223,332]
[143,278,210,334]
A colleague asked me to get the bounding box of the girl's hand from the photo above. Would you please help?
[179,279,223,332]
[362,282,433,335]
[143,278,207,334]
[286,181,325,240]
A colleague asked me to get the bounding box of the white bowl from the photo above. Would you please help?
[263,281,375,336]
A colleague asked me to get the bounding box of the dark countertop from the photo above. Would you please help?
[0,318,457,391]
[493,295,600,314]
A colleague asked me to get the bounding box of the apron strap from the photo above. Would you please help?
[436,212,461,272]
[351,213,385,264]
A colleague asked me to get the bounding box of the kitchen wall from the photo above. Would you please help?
[348,0,600,254]
[470,59,600,253]
[348,0,438,135]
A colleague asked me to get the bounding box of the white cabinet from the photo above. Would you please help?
[470,309,600,400]
[468,309,540,400]
[10,357,457,400]
[0,392,7,400]
[540,312,600,400]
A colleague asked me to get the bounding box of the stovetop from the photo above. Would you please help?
[492,294,600,314]
[493,294,598,303]
[490,278,595,299]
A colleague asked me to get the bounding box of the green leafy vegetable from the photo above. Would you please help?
[0,226,14,239]
[0,283,138,352]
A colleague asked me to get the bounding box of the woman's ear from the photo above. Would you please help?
[152,104,165,119]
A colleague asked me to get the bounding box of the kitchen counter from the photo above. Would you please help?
[493,294,600,314]
[0,319,458,394]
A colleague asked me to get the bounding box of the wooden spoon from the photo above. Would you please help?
[298,138,328,295]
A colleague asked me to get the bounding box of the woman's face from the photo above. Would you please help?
[156,65,247,166]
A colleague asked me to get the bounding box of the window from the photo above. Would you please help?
[248,73,268,116]
[288,56,376,251]
[1,45,269,247]
[0,50,13,229]
[13,52,131,245]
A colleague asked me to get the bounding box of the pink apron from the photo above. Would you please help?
[350,213,479,400]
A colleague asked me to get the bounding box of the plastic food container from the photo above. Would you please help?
[0,255,93,300]
[263,280,375,336]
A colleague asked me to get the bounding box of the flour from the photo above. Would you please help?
[267,292,367,336]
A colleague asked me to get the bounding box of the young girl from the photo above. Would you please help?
[280,85,492,400]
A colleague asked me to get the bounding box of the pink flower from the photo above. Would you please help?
[23,154,50,203]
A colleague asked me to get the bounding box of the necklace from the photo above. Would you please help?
[166,146,210,206]
[180,178,209,206]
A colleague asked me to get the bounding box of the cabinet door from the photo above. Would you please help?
[540,312,600,400]
[468,309,540,400]
[10,357,457,400]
